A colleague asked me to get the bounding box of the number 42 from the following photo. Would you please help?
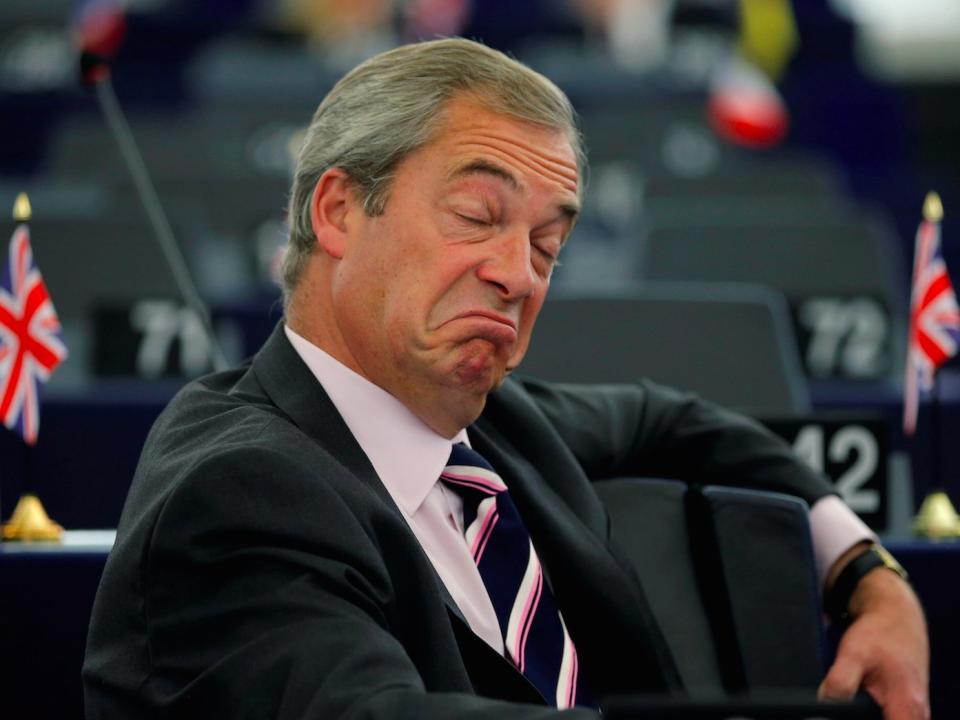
[792,425,880,514]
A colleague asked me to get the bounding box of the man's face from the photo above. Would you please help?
[325,95,580,436]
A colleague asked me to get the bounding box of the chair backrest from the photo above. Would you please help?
[698,485,825,689]
[639,214,908,381]
[519,283,809,415]
[25,217,186,323]
[641,216,903,301]
[594,478,824,696]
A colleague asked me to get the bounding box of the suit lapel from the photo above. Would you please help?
[446,608,547,704]
[251,328,474,613]
[250,327,467,612]
[250,325,398,511]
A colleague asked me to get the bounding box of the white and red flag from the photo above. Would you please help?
[903,192,960,436]
[0,216,68,445]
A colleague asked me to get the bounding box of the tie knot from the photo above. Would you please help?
[440,443,507,498]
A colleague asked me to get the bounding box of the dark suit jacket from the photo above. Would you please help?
[83,325,835,719]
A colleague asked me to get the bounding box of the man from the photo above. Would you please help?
[83,38,928,719]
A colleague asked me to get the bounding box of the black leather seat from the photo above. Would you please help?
[595,478,824,696]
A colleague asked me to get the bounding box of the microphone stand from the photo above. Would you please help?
[84,57,229,372]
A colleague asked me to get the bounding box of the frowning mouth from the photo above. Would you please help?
[453,310,517,330]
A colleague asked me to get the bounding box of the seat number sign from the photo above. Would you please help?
[762,417,888,531]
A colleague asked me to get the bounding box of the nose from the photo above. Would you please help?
[475,231,537,301]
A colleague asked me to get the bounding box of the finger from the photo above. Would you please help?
[875,684,930,720]
[818,654,864,702]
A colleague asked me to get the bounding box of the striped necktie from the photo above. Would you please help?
[440,443,593,708]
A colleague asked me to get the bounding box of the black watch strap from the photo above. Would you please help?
[824,544,909,625]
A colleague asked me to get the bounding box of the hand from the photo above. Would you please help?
[818,567,929,720]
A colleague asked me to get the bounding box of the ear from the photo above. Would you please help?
[309,168,356,260]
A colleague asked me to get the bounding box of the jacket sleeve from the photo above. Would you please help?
[137,443,597,720]
[516,376,835,507]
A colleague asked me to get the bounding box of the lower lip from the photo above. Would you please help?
[454,315,518,342]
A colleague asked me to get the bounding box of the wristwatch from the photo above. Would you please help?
[824,544,909,626]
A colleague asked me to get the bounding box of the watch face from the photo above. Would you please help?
[875,545,908,581]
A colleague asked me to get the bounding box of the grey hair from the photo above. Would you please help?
[281,37,586,303]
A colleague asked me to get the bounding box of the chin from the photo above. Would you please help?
[450,347,507,393]
[453,364,504,393]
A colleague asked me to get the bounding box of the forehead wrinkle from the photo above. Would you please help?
[511,144,578,189]
[466,130,578,180]
[447,159,520,191]
[457,138,579,199]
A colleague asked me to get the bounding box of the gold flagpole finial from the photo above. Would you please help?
[923,191,943,223]
[912,490,960,539]
[12,192,31,222]
[1,493,63,542]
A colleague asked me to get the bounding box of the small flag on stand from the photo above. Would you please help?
[903,192,960,437]
[0,194,68,445]
[1,193,68,542]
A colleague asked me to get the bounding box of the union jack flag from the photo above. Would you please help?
[0,223,68,445]
[903,204,960,436]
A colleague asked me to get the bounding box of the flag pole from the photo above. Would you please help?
[911,192,960,538]
[913,375,960,538]
[1,194,63,542]
[928,192,945,505]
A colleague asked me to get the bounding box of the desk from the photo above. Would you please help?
[1,535,956,718]
[1,532,113,718]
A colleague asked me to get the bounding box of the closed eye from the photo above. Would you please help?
[532,243,563,273]
[533,245,557,261]
[533,235,563,262]
[457,213,493,227]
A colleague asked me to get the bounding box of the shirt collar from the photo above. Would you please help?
[284,325,468,516]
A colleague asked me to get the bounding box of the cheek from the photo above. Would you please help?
[418,258,479,329]
[510,292,547,364]
[522,287,547,329]
[380,277,431,354]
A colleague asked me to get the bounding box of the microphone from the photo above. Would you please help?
[74,1,230,372]
[76,0,126,86]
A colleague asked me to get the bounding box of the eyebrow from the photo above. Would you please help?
[449,159,581,222]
